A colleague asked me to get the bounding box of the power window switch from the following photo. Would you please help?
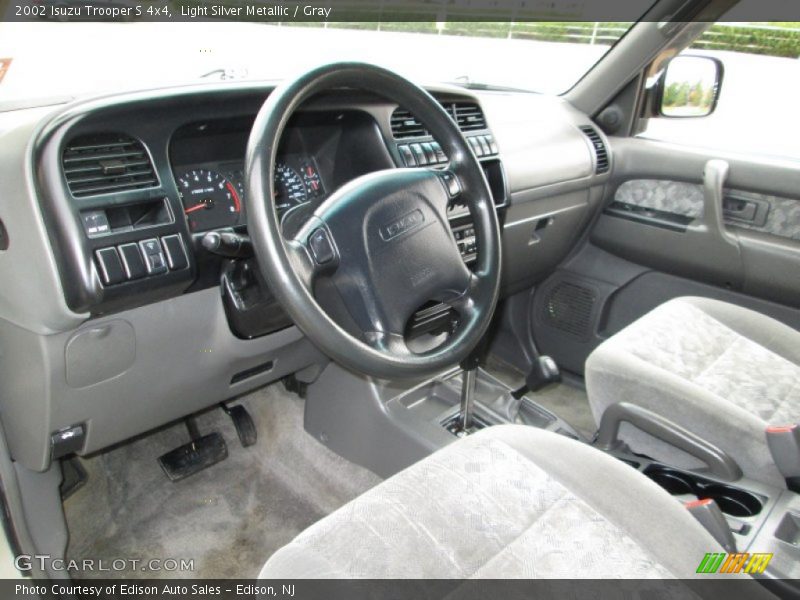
[118,243,147,280]
[95,247,125,285]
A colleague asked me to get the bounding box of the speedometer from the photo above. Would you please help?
[274,163,308,212]
[177,168,242,232]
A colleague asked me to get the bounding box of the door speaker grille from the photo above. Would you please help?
[542,282,596,339]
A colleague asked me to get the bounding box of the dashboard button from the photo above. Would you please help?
[161,234,188,270]
[118,243,147,280]
[139,238,161,257]
[397,144,416,167]
[138,238,168,275]
[469,136,484,157]
[421,142,437,164]
[431,141,447,163]
[439,171,461,198]
[95,247,125,285]
[81,210,110,237]
[477,136,492,155]
[409,143,427,166]
[309,228,335,264]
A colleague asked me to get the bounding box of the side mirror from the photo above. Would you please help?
[657,55,724,118]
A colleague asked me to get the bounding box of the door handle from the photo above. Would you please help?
[697,159,739,249]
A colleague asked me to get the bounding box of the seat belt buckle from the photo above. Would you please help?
[685,498,736,553]
[766,424,800,491]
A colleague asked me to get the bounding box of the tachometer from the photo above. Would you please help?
[177,169,242,232]
[274,163,308,212]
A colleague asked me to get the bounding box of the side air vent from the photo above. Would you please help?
[449,102,487,131]
[390,109,429,139]
[579,125,610,174]
[542,281,596,340]
[391,101,488,138]
[62,133,158,197]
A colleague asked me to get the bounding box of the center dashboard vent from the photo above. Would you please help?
[62,133,158,197]
[391,102,488,139]
[579,125,610,174]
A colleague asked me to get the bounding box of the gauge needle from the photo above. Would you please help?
[184,203,208,214]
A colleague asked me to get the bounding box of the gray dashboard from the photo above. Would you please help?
[0,80,609,471]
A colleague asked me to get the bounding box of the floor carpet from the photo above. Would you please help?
[63,383,382,579]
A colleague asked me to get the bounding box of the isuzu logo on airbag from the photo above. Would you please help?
[380,209,425,241]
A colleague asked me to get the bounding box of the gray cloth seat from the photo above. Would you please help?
[586,296,800,489]
[260,424,721,578]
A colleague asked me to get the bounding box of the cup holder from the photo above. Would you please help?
[644,466,764,518]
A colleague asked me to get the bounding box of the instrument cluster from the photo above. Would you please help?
[174,155,326,233]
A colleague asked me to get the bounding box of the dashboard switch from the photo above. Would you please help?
[118,243,147,280]
[161,234,188,270]
[398,144,416,167]
[138,238,168,275]
[309,228,335,264]
[421,142,437,164]
[95,247,126,285]
[81,210,110,237]
[409,143,427,166]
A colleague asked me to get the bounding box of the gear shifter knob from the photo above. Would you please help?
[511,356,561,399]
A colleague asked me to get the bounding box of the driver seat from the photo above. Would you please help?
[259,425,722,578]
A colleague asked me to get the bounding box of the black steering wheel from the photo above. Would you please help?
[245,62,501,379]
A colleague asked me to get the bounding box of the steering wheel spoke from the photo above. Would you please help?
[364,330,412,357]
[446,272,481,323]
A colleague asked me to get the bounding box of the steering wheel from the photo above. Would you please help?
[245,62,501,380]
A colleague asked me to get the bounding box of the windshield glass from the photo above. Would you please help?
[0,19,648,103]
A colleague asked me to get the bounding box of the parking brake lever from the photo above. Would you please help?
[686,498,737,553]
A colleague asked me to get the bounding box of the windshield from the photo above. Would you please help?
[0,20,647,103]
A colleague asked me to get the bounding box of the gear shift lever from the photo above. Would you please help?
[460,363,478,432]
[456,339,487,434]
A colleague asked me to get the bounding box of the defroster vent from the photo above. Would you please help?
[62,133,158,197]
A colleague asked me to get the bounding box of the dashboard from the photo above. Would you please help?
[0,80,610,472]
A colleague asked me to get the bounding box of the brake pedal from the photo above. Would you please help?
[221,403,257,447]
[158,417,228,482]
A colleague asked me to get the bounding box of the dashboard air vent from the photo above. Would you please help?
[391,101,488,139]
[62,133,158,197]
[579,125,610,174]
[390,109,429,139]
[449,102,487,131]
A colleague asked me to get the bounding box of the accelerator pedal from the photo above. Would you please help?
[221,403,257,447]
[158,417,228,482]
